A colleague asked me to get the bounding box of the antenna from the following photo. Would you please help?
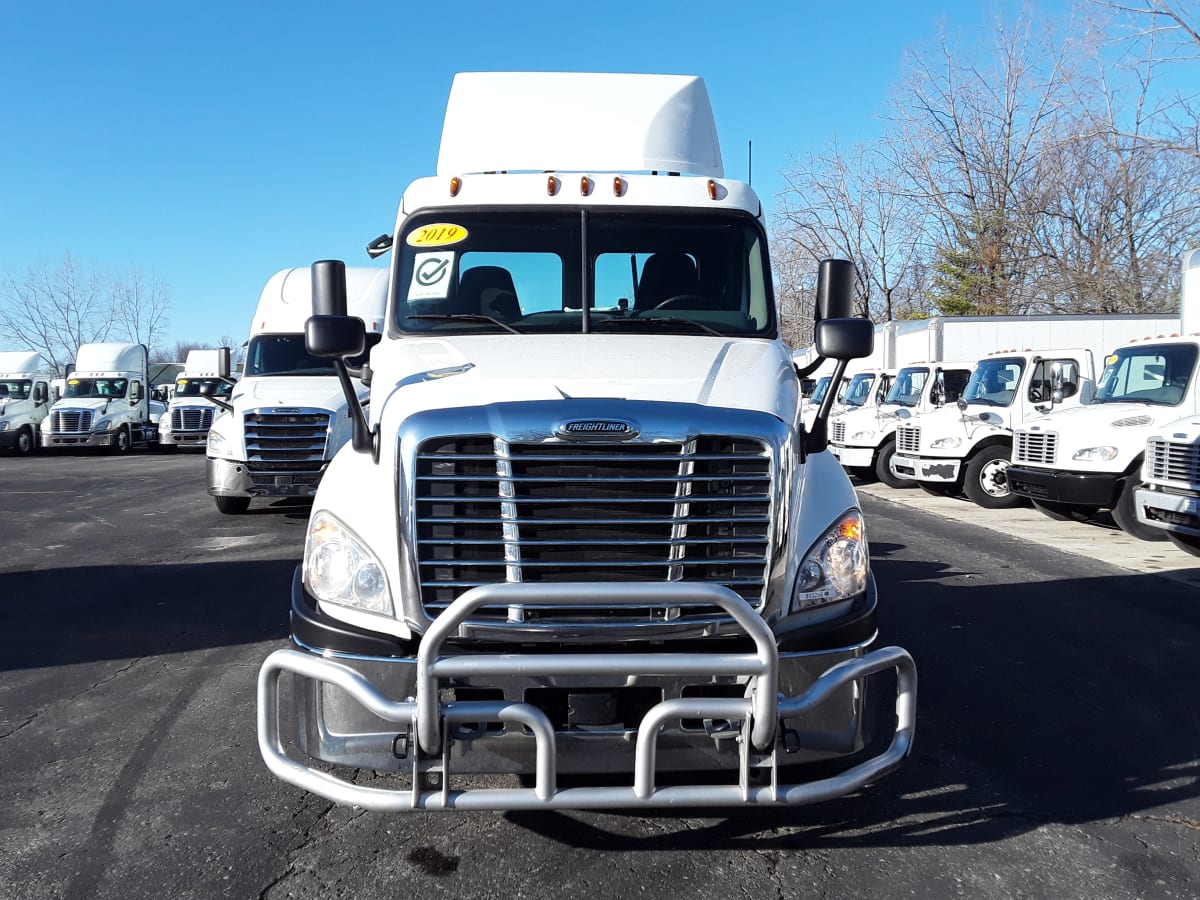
[748,140,753,185]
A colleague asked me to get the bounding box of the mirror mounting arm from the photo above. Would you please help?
[333,358,378,460]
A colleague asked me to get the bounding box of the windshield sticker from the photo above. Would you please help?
[408,252,455,300]
[407,224,468,247]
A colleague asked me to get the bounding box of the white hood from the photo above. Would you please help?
[372,335,795,420]
[233,375,354,411]
[52,398,124,413]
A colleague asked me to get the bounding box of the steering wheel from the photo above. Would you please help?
[649,293,720,311]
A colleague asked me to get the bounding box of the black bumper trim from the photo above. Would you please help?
[1007,466,1120,507]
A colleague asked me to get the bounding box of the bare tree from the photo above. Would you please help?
[111,269,172,353]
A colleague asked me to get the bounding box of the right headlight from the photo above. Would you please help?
[791,511,868,612]
[303,510,392,616]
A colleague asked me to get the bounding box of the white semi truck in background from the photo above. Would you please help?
[888,314,1178,508]
[40,343,164,453]
[159,348,234,449]
[0,351,58,456]
[204,266,387,514]
[256,72,916,812]
[1134,413,1200,556]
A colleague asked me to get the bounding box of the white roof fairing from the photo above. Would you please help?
[436,72,724,177]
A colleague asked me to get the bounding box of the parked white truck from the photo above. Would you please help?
[0,351,58,456]
[889,315,1179,508]
[256,72,916,812]
[159,348,234,449]
[40,343,164,452]
[204,266,387,514]
[1134,414,1200,555]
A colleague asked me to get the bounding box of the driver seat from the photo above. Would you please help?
[635,252,699,310]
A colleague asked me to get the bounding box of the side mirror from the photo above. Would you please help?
[33,384,47,404]
[309,260,375,457]
[130,383,143,402]
[814,317,873,361]
[199,381,235,413]
[956,397,967,412]
[1050,361,1064,406]
[306,316,366,359]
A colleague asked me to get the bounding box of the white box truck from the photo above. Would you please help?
[1134,414,1200,556]
[204,266,387,514]
[0,351,58,456]
[159,348,234,449]
[255,72,916,812]
[888,314,1179,508]
[40,343,164,452]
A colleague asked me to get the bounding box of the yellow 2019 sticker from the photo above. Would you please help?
[407,224,468,247]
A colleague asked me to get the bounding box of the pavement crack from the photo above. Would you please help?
[0,713,38,740]
[1128,813,1200,832]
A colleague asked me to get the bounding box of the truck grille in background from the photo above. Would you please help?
[831,420,846,444]
[49,409,93,433]
[414,435,773,623]
[1145,438,1200,486]
[172,406,214,432]
[244,410,331,481]
[1015,432,1057,465]
[895,425,920,454]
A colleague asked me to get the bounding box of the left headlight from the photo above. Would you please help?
[1073,446,1118,462]
[303,510,392,616]
[0,421,9,432]
[931,436,962,449]
[850,430,876,441]
[92,418,112,432]
[791,511,868,612]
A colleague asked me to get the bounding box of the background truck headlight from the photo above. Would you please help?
[0,422,9,432]
[791,511,868,611]
[851,430,876,441]
[304,510,392,615]
[1073,446,1118,462]
[931,436,962,449]
[92,418,112,432]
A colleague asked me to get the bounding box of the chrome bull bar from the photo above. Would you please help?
[258,582,917,811]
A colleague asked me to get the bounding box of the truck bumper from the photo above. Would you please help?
[258,577,916,811]
[831,444,875,468]
[207,456,325,498]
[890,454,961,483]
[1007,466,1119,507]
[160,429,208,447]
[0,430,19,451]
[1135,487,1200,537]
[41,430,118,449]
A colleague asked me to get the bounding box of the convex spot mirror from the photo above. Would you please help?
[814,317,873,362]
[1050,361,1065,405]
[306,315,366,359]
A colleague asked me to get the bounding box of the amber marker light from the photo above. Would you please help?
[837,516,862,541]
[613,176,625,197]
[449,176,462,197]
[547,176,560,196]
[580,176,593,196]
[707,179,718,200]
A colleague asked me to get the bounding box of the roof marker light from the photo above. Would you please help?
[449,176,462,197]
[707,180,718,200]
[580,176,593,197]
[547,176,560,196]
[613,177,625,197]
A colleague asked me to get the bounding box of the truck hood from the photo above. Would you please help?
[1019,402,1182,432]
[232,375,358,411]
[51,398,126,413]
[373,335,795,419]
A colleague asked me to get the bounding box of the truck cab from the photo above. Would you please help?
[256,72,915,812]
[159,348,234,449]
[0,351,58,456]
[1134,415,1200,556]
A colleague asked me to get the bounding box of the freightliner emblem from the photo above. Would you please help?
[556,419,639,441]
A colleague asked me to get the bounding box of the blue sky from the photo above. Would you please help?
[1,0,1051,349]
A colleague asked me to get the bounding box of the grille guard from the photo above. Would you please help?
[258,582,917,811]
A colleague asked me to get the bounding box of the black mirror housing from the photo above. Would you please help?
[814,317,873,361]
[306,315,366,359]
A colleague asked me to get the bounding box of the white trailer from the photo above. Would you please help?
[0,351,58,456]
[40,343,164,452]
[255,72,915,812]
[159,348,234,449]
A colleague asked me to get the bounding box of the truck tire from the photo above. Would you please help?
[112,426,132,455]
[215,496,251,515]
[1031,499,1098,523]
[963,445,1021,509]
[874,440,912,489]
[1111,477,1168,542]
[14,426,35,456]
[1167,532,1200,557]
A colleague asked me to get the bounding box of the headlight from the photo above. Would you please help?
[92,418,112,432]
[207,429,227,454]
[304,510,392,616]
[850,430,876,441]
[0,421,9,432]
[791,511,868,612]
[931,436,962,449]
[1073,446,1118,462]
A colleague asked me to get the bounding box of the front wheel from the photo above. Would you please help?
[963,445,1021,509]
[14,426,35,456]
[111,426,132,455]
[875,441,913,489]
[1111,477,1168,541]
[1031,499,1098,523]
[214,495,251,515]
[1167,531,1200,557]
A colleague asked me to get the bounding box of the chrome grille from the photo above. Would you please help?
[49,409,93,433]
[171,406,214,433]
[244,409,331,473]
[1015,431,1057,465]
[414,435,773,621]
[831,420,846,444]
[895,425,920,454]
[1146,438,1200,486]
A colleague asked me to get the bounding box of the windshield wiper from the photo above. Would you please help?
[596,316,725,336]
[407,314,522,334]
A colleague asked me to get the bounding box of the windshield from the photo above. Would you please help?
[885,367,929,408]
[393,210,775,337]
[810,376,831,404]
[64,377,128,399]
[0,379,32,401]
[843,373,877,408]
[963,358,1025,407]
[245,335,336,377]
[1094,342,1198,406]
[175,377,233,398]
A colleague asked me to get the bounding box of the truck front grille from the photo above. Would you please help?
[49,409,93,434]
[1015,431,1057,465]
[831,420,846,444]
[1145,437,1200,487]
[895,425,920,454]
[414,435,773,622]
[244,409,331,473]
[172,406,214,433]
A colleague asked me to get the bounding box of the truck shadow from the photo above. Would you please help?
[0,559,294,671]
[507,556,1200,851]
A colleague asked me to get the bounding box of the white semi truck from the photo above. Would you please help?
[888,315,1179,508]
[40,343,164,452]
[0,351,58,456]
[159,348,234,449]
[1134,414,1200,556]
[204,266,387,514]
[256,72,917,812]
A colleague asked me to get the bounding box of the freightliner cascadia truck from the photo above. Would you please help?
[257,72,917,811]
[0,351,57,456]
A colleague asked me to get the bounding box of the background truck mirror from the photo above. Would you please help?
[815,317,873,362]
